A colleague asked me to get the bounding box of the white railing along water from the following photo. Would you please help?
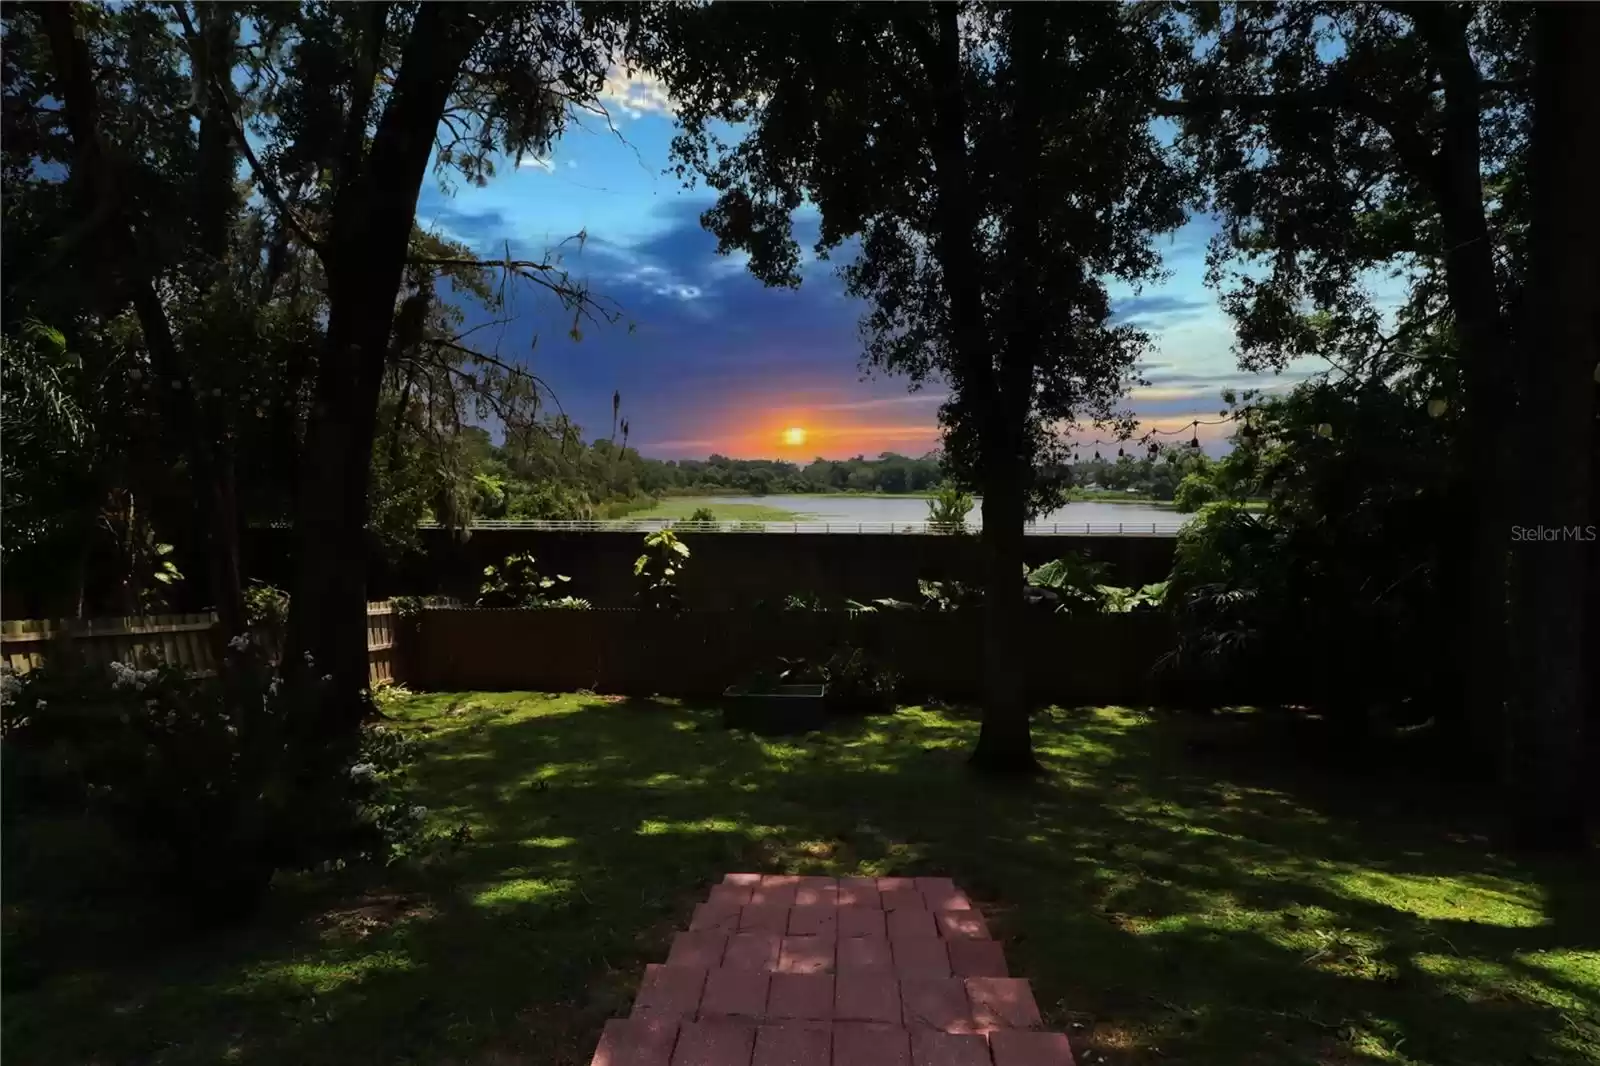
[415,518,1186,536]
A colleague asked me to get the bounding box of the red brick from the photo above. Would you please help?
[834,1022,911,1066]
[753,875,800,907]
[892,938,951,978]
[794,876,838,906]
[708,884,754,907]
[881,886,925,911]
[751,1022,831,1066]
[723,932,782,971]
[946,939,1008,978]
[668,931,729,969]
[989,1030,1075,1066]
[777,936,834,975]
[723,873,764,887]
[914,876,958,897]
[911,1029,992,1066]
[936,910,991,940]
[750,885,797,908]
[739,905,791,934]
[838,908,887,939]
[766,973,834,1021]
[787,904,838,938]
[700,968,770,1020]
[836,881,882,909]
[901,976,981,1034]
[670,1018,757,1066]
[888,908,940,941]
[877,877,917,892]
[690,902,742,934]
[632,965,708,1023]
[591,1016,680,1066]
[965,978,1042,1031]
[834,970,901,1023]
[922,887,974,911]
[837,936,894,972]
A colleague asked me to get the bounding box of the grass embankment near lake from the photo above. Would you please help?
[623,498,811,522]
[7,695,1595,1066]
[1069,489,1175,504]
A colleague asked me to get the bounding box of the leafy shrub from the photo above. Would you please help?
[738,647,900,715]
[243,581,290,656]
[917,578,983,611]
[1172,471,1220,513]
[477,552,577,608]
[686,506,718,524]
[635,529,689,611]
[0,644,457,929]
[925,482,974,534]
[819,646,901,715]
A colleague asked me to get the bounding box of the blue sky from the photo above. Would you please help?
[420,72,1325,460]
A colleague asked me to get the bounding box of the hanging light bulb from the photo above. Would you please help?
[1093,450,1102,461]
[1117,446,1125,457]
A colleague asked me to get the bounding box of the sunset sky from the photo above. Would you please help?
[424,71,1337,460]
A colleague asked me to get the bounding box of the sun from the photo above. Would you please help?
[781,426,808,447]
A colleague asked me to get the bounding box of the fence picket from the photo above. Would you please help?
[1,603,396,681]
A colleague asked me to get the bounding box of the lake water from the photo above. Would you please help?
[682,494,1184,532]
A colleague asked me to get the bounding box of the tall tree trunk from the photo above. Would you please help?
[282,5,485,747]
[911,5,1038,771]
[1506,2,1597,851]
[971,2,1046,775]
[1414,7,1513,766]
[190,1,246,645]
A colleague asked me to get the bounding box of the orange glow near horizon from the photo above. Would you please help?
[781,426,808,447]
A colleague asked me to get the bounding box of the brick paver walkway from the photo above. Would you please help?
[589,874,1075,1066]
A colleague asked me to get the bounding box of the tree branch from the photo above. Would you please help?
[171,2,330,267]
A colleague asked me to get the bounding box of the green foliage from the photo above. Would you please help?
[242,582,290,633]
[634,529,690,612]
[748,646,901,715]
[1161,380,1453,711]
[1172,472,1219,513]
[0,646,455,929]
[686,506,719,524]
[925,482,975,534]
[475,553,578,609]
[817,646,902,715]
[916,579,983,613]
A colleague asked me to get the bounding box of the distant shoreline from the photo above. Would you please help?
[658,488,1182,505]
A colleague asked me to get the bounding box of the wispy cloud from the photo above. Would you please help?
[599,68,676,120]
[648,438,716,452]
[516,153,555,172]
[812,393,948,413]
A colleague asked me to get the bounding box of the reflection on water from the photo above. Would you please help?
[681,494,1182,529]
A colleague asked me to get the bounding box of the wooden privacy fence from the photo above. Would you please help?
[2,602,399,688]
[408,607,1178,705]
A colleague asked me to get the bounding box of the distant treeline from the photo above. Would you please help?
[461,427,1208,523]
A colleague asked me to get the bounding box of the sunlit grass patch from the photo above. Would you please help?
[6,692,1595,1066]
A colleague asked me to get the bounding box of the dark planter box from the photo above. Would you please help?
[722,684,829,735]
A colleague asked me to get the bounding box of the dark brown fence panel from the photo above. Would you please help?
[411,608,1175,704]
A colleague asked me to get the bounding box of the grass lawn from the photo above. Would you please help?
[626,498,811,521]
[4,696,1596,1066]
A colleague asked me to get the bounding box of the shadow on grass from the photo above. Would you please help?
[4,693,1596,1066]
